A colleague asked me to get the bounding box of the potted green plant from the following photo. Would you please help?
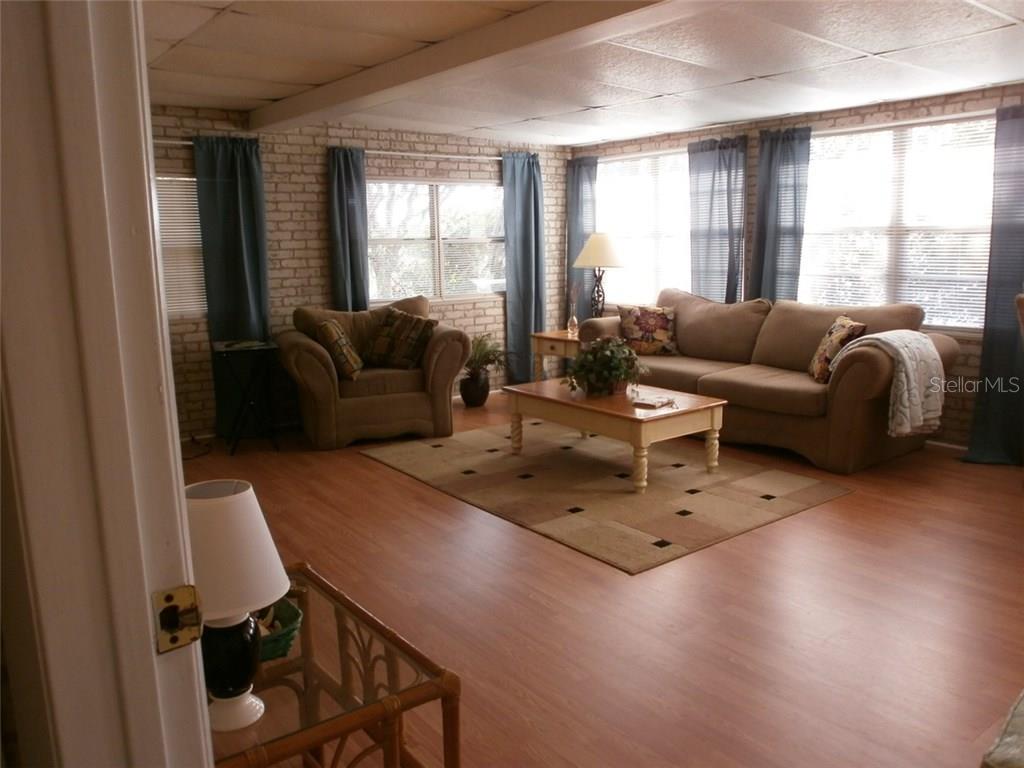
[565,337,647,396]
[460,333,506,407]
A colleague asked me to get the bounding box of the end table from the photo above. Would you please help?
[530,330,582,381]
[211,340,279,455]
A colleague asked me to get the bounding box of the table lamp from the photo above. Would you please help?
[186,479,290,732]
[572,233,625,318]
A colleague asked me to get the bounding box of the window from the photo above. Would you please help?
[367,181,505,301]
[595,152,690,305]
[800,118,995,328]
[154,176,206,314]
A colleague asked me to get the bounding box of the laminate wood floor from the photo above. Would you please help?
[185,395,1024,768]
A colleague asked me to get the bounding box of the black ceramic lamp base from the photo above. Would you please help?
[201,613,264,732]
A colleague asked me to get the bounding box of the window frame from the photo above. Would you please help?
[799,115,996,331]
[366,177,506,304]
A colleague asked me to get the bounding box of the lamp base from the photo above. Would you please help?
[208,686,265,732]
[590,267,606,318]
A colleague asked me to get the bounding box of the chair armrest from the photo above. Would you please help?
[276,330,339,401]
[926,332,960,374]
[827,346,895,403]
[423,324,470,394]
[579,316,622,343]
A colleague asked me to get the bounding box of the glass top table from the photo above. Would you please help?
[212,563,460,768]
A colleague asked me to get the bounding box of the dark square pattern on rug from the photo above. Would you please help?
[361,422,850,574]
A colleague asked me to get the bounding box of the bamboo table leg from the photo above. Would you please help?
[705,428,719,472]
[440,672,461,768]
[632,445,649,493]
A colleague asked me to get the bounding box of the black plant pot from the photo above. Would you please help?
[460,370,490,408]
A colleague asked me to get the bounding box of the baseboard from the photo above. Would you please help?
[926,439,968,451]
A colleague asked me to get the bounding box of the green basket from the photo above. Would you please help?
[259,596,302,662]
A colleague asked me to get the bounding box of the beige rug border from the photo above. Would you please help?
[360,428,851,575]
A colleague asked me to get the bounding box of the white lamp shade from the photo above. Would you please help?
[186,479,290,622]
[572,233,625,269]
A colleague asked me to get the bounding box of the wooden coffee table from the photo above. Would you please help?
[502,381,726,494]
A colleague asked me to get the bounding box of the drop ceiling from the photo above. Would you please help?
[145,0,1024,145]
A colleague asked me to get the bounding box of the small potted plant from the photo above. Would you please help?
[565,337,647,396]
[460,333,506,408]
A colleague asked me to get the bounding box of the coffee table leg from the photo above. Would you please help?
[511,412,523,454]
[705,428,719,472]
[632,446,649,493]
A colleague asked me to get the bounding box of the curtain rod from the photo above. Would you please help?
[152,138,503,162]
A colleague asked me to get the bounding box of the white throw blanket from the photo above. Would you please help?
[830,330,945,437]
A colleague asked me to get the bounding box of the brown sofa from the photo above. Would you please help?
[580,289,961,473]
[276,296,470,449]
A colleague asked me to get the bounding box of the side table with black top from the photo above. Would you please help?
[212,340,280,455]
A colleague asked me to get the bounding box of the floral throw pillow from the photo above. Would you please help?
[316,319,363,381]
[808,315,867,383]
[619,305,678,355]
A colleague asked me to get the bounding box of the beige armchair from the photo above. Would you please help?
[276,296,470,449]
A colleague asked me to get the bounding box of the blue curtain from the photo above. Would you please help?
[193,137,269,341]
[749,127,811,301]
[566,157,598,323]
[965,105,1024,465]
[327,147,369,311]
[503,152,546,383]
[688,136,747,303]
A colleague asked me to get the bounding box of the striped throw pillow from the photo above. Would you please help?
[366,307,438,369]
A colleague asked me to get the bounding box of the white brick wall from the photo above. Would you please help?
[152,108,569,438]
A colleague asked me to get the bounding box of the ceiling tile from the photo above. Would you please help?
[150,43,359,86]
[146,38,172,63]
[149,90,272,111]
[142,1,219,41]
[534,42,741,95]
[149,69,309,101]
[883,25,1024,85]
[733,1,1009,55]
[698,77,852,115]
[364,100,521,129]
[231,1,509,43]
[769,57,974,102]
[613,8,857,77]
[977,0,1024,21]
[186,10,424,67]
[601,94,763,131]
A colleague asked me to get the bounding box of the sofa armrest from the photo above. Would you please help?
[276,330,339,402]
[926,332,960,374]
[579,316,622,343]
[423,324,470,395]
[827,346,895,403]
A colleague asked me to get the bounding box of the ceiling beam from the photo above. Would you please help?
[248,0,700,132]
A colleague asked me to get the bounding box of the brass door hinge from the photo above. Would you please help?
[153,585,202,654]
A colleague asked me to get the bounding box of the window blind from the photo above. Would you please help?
[155,176,206,314]
[595,152,690,305]
[799,118,995,328]
[367,181,505,301]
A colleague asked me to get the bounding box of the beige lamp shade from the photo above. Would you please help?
[572,233,625,269]
[186,479,289,622]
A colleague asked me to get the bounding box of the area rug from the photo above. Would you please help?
[361,422,850,574]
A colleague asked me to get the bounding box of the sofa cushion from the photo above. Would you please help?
[640,356,744,393]
[752,299,924,372]
[656,289,772,363]
[619,305,678,355]
[294,296,430,357]
[337,368,425,398]
[808,315,867,383]
[697,364,829,417]
[316,319,364,381]
[365,307,438,369]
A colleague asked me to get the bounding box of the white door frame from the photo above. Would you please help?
[2,1,211,764]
